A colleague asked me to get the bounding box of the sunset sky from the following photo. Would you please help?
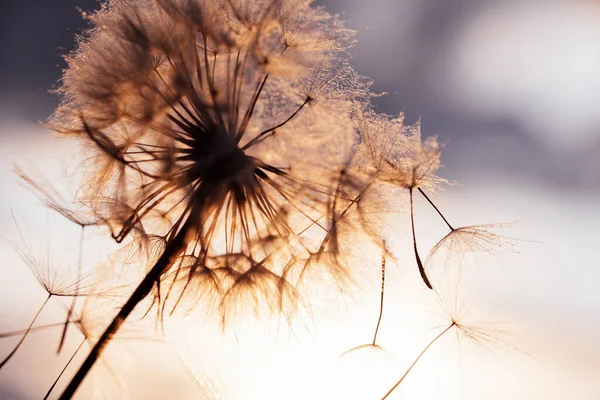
[1,0,599,399]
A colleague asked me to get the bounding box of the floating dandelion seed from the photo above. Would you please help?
[48,0,377,397]
[415,187,520,276]
[45,288,148,400]
[14,166,99,229]
[0,216,96,370]
[427,222,520,267]
[354,109,446,289]
[380,286,523,400]
[14,167,101,353]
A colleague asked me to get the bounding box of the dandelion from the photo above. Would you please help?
[47,0,377,397]
[0,0,526,398]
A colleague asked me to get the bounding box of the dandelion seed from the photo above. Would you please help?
[380,321,455,400]
[380,286,523,399]
[427,223,520,268]
[0,294,51,369]
[354,109,447,289]
[14,166,99,228]
[339,243,389,357]
[10,214,95,299]
[432,286,523,354]
[0,216,95,369]
[45,291,141,399]
[414,186,520,277]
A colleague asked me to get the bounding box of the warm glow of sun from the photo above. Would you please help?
[159,246,472,400]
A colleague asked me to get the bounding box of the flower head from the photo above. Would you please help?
[50,0,374,321]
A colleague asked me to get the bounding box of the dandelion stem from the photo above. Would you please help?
[409,188,433,289]
[44,339,86,400]
[0,293,51,369]
[381,322,455,399]
[372,248,386,345]
[59,213,196,399]
[417,188,454,231]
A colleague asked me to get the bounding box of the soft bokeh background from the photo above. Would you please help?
[1,0,599,399]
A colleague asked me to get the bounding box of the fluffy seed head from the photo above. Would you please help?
[50,0,378,322]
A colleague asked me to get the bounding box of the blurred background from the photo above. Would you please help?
[1,0,599,399]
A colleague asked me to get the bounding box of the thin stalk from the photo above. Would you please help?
[338,246,388,358]
[242,97,310,150]
[44,339,86,400]
[0,320,78,338]
[381,322,456,399]
[0,293,51,369]
[236,73,269,142]
[372,248,386,345]
[409,188,432,289]
[58,225,85,353]
[417,188,454,231]
[59,213,196,399]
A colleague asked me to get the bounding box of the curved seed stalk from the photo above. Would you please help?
[409,188,432,289]
[381,322,455,399]
[372,247,386,346]
[339,246,388,357]
[0,294,51,369]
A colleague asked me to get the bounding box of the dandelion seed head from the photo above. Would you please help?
[50,0,376,322]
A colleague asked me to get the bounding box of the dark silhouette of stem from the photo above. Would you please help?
[372,248,386,345]
[59,215,195,399]
[381,322,455,399]
[417,188,454,231]
[44,339,86,400]
[409,188,432,289]
[0,294,51,369]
